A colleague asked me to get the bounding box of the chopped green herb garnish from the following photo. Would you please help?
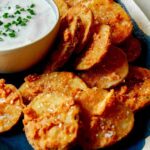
[27,8,36,15]
[16,5,21,9]
[27,15,32,19]
[9,15,15,18]
[15,10,21,15]
[30,4,35,8]
[12,20,17,25]
[17,16,22,21]
[20,8,25,11]
[0,21,3,26]
[3,33,7,36]
[20,21,26,26]
[0,3,36,41]
[3,13,9,18]
[9,32,16,38]
[4,23,11,29]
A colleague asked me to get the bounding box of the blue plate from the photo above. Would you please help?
[0,1,150,150]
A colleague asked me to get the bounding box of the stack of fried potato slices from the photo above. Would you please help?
[21,73,134,150]
[20,0,150,149]
[0,0,149,150]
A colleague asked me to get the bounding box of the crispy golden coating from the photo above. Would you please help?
[120,36,142,62]
[66,5,94,53]
[83,0,133,44]
[45,14,83,73]
[78,103,134,149]
[19,72,88,104]
[115,66,150,112]
[74,88,115,115]
[54,0,69,17]
[75,24,111,70]
[23,92,79,150]
[79,46,128,89]
[0,79,24,133]
[64,0,84,7]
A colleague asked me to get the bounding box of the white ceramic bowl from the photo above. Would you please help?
[0,0,60,73]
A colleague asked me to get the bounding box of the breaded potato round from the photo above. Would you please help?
[19,72,88,104]
[45,14,83,73]
[79,46,128,89]
[79,103,134,149]
[0,79,24,133]
[75,24,111,70]
[120,36,142,62]
[54,0,69,17]
[115,66,150,111]
[23,92,79,150]
[64,0,84,7]
[83,0,133,44]
[66,5,94,53]
[75,88,115,115]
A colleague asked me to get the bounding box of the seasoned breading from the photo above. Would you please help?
[79,46,128,89]
[0,79,24,133]
[45,14,83,73]
[54,0,69,17]
[64,0,84,7]
[120,36,142,62]
[115,66,150,111]
[78,103,134,149]
[75,24,111,70]
[66,5,94,53]
[19,72,88,104]
[23,92,79,150]
[83,0,133,44]
[74,88,115,115]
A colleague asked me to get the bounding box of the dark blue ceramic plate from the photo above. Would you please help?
[0,1,150,150]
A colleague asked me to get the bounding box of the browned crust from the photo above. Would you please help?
[0,79,24,133]
[83,0,133,44]
[75,24,111,70]
[79,46,129,89]
[44,15,83,73]
[115,66,150,111]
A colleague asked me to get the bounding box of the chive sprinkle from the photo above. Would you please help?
[30,4,35,8]
[16,5,21,9]
[0,3,36,41]
[27,8,36,15]
[0,21,3,26]
[9,32,16,38]
[3,13,9,18]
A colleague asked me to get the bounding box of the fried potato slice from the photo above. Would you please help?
[75,88,115,115]
[0,79,24,133]
[66,5,94,53]
[19,72,88,104]
[115,66,150,111]
[120,36,142,62]
[54,0,69,17]
[79,103,134,149]
[79,46,129,89]
[23,92,79,150]
[45,14,83,73]
[64,0,84,7]
[75,24,111,70]
[83,0,133,44]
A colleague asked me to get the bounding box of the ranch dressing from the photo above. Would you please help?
[0,0,56,50]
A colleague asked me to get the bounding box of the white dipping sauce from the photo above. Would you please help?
[0,0,56,50]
